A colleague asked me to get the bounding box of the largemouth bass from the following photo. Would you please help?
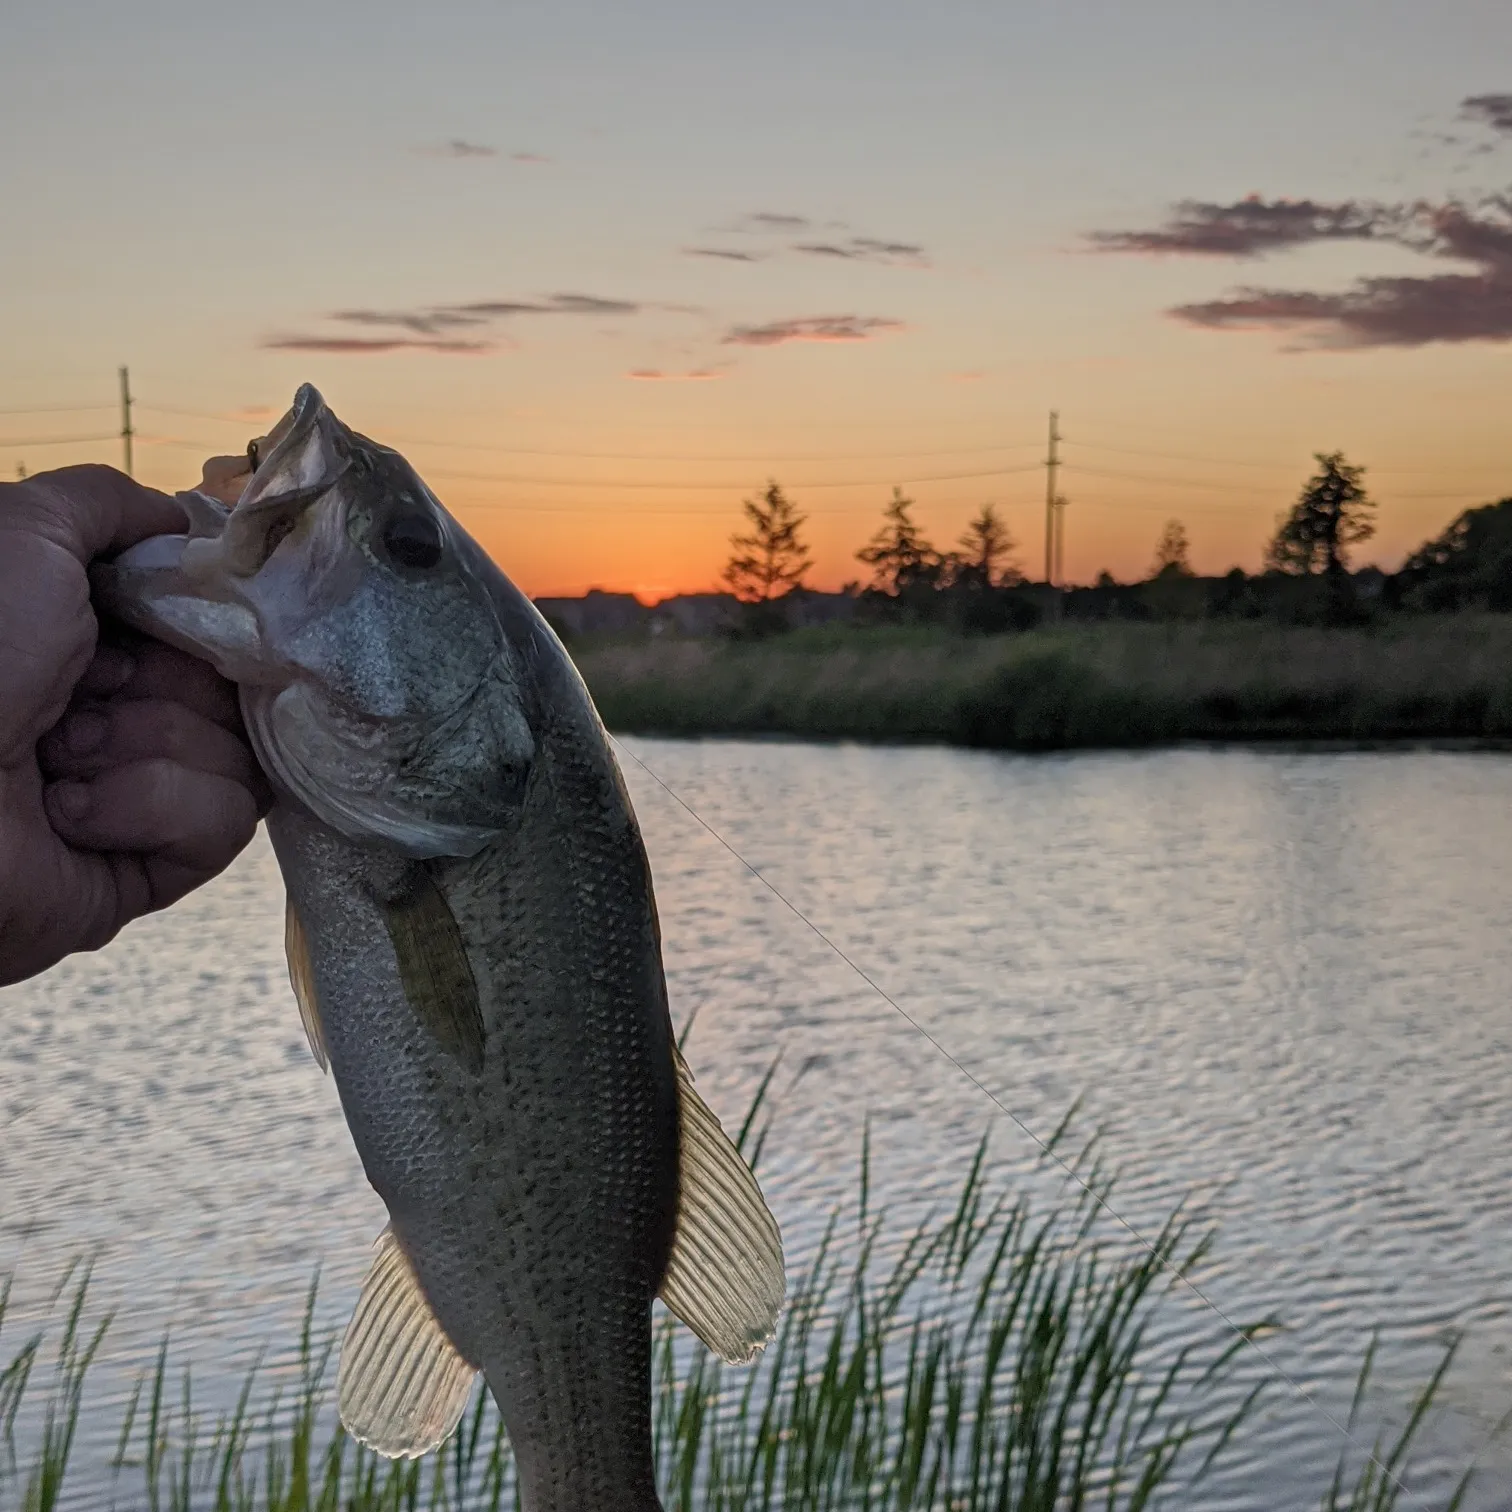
[93,384,784,1512]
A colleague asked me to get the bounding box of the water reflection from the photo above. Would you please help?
[2,744,1510,1507]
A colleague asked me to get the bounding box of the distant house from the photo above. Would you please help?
[649,593,740,637]
[532,589,650,638]
[779,587,858,628]
[533,585,860,639]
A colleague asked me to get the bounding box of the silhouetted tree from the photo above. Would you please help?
[1396,497,1512,611]
[724,481,812,602]
[953,503,1022,587]
[857,487,940,593]
[1150,520,1194,579]
[1266,453,1375,577]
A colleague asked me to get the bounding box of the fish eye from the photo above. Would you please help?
[382,512,443,570]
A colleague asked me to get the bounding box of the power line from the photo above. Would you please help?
[1075,464,1503,505]
[463,500,1044,517]
[1068,440,1301,470]
[136,405,1044,465]
[103,401,1512,486]
[1069,437,1507,480]
[410,462,1047,491]
[134,402,265,425]
[398,436,1045,466]
[136,434,1044,491]
[1074,466,1281,495]
[0,432,120,449]
[0,402,115,418]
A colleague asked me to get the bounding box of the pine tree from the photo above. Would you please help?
[856,488,939,593]
[1266,453,1375,577]
[723,482,812,602]
[954,503,1021,587]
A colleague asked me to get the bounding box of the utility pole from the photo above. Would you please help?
[1053,493,1068,588]
[119,365,134,478]
[1043,410,1060,586]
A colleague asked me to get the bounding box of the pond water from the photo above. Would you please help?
[2,742,1510,1508]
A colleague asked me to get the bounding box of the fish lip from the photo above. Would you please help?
[214,383,352,578]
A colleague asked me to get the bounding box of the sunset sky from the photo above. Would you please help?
[3,0,1510,598]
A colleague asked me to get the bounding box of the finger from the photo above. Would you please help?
[107,638,244,732]
[199,454,253,505]
[39,698,268,797]
[44,760,259,874]
[74,643,138,699]
[5,466,186,560]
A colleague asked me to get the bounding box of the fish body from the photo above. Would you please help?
[94,386,783,1512]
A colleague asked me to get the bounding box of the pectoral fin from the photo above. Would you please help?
[338,1225,478,1459]
[659,1047,786,1364]
[379,873,486,1073]
[284,897,329,1073]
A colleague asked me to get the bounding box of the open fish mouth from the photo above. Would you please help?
[92,383,357,685]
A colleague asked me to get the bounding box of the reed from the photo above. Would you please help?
[573,617,1512,750]
[0,1112,1486,1510]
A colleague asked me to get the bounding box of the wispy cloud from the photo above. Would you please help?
[445,294,640,317]
[695,215,927,268]
[683,247,768,263]
[1091,174,1512,348]
[332,308,488,336]
[1089,196,1393,257]
[721,315,904,347]
[626,368,725,381]
[264,291,646,356]
[740,212,811,231]
[1172,275,1512,347]
[510,151,553,164]
[1462,93,1512,135]
[792,236,929,267]
[265,336,496,355]
[415,139,498,159]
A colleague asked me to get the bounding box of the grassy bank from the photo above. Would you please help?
[573,617,1512,750]
[0,1121,1487,1509]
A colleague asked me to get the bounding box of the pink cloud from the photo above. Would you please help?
[721,315,905,347]
[264,336,496,355]
[626,368,725,381]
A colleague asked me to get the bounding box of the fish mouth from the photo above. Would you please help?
[92,383,354,684]
[198,382,352,578]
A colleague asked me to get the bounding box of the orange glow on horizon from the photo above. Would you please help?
[12,359,1510,602]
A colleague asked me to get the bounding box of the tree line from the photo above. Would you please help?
[722,452,1512,632]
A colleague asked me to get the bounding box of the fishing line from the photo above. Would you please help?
[610,735,1414,1496]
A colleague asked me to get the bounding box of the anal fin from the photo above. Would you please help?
[338,1225,479,1459]
[285,897,329,1073]
[659,1047,786,1365]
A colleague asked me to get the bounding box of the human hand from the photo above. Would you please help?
[0,465,270,987]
